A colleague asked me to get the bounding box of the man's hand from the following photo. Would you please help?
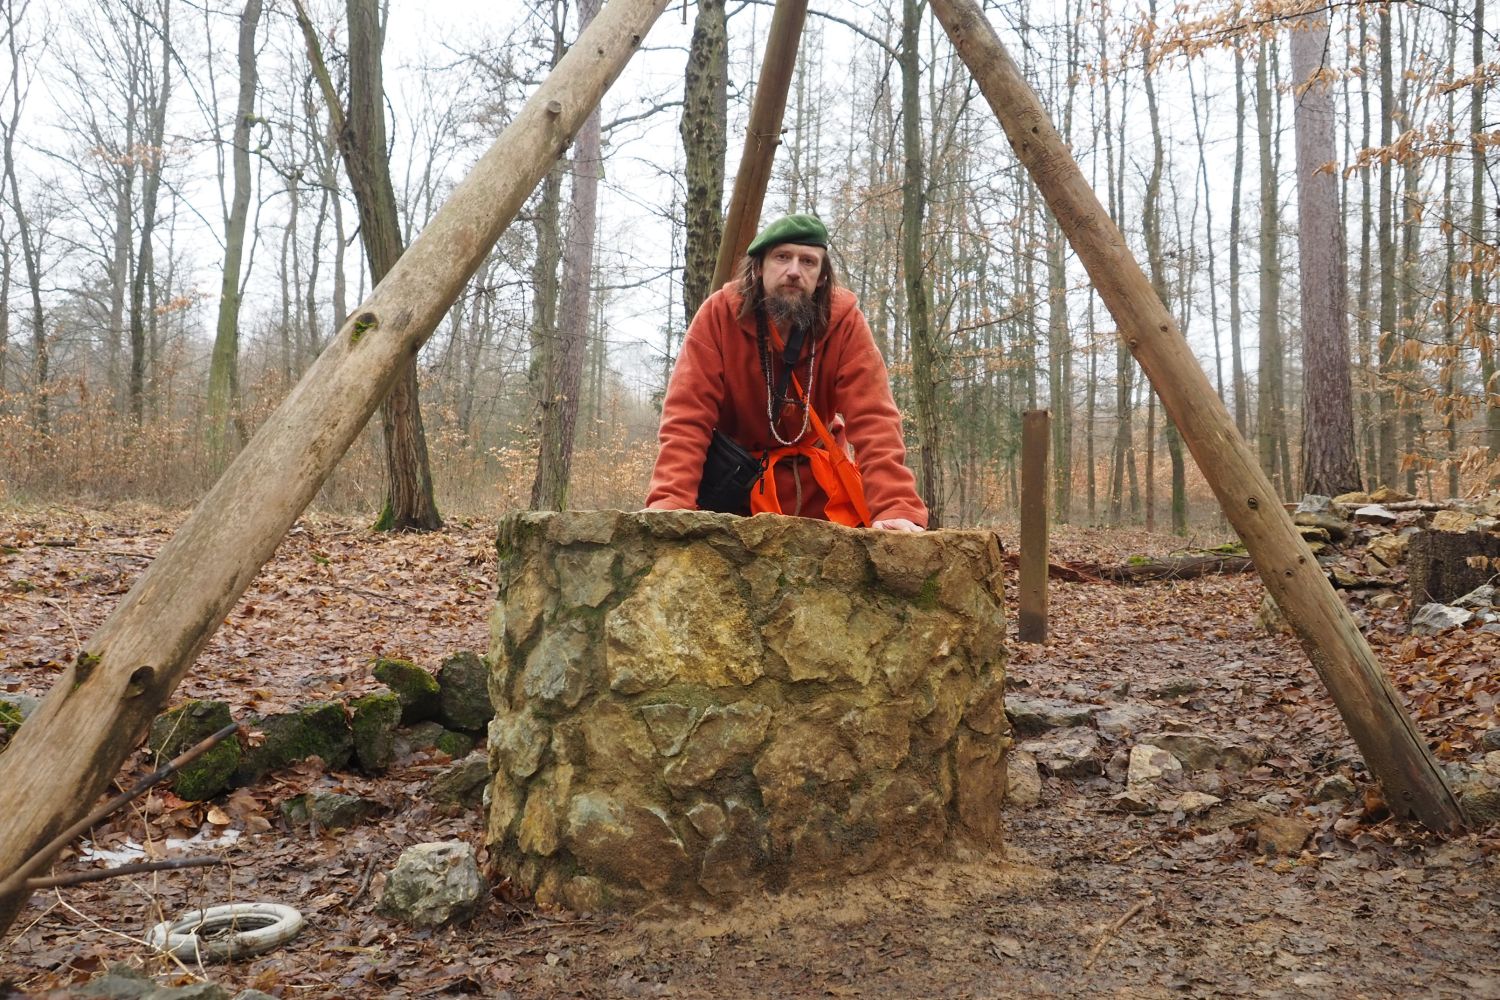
[872,517,923,532]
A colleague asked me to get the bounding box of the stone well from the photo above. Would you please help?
[484,510,1009,912]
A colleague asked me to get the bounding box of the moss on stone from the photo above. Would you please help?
[436,729,477,758]
[915,573,941,610]
[148,700,240,801]
[236,701,353,784]
[372,657,440,723]
[351,690,402,772]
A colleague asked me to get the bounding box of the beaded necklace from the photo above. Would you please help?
[757,317,816,446]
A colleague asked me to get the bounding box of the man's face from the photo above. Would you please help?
[761,243,825,304]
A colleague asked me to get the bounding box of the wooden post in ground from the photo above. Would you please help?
[928,0,1463,831]
[711,0,809,288]
[0,0,672,936]
[1019,410,1050,643]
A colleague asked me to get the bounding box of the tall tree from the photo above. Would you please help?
[1472,0,1497,482]
[0,0,47,433]
[679,0,727,320]
[206,0,263,462]
[1291,8,1360,496]
[127,0,171,429]
[1254,36,1287,495]
[902,0,944,524]
[1374,3,1398,487]
[531,0,602,509]
[296,0,441,530]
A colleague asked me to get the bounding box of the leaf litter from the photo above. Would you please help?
[1,506,1497,998]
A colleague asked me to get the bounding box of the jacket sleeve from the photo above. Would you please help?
[832,310,930,527]
[644,298,728,510]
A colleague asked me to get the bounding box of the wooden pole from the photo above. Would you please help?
[1019,410,1050,643]
[710,0,809,289]
[0,0,672,935]
[928,0,1463,831]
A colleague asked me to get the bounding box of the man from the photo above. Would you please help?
[646,213,927,531]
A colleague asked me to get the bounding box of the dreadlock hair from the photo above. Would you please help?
[734,248,839,340]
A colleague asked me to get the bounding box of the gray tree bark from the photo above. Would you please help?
[206,0,263,463]
[679,0,727,320]
[1291,9,1361,497]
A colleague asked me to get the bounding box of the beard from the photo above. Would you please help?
[765,286,817,335]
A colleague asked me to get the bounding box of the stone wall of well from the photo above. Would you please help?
[485,510,1009,912]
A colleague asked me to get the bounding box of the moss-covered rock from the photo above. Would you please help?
[373,657,441,723]
[405,720,476,759]
[351,690,402,772]
[147,700,240,801]
[235,702,353,784]
[1,698,27,754]
[438,651,493,733]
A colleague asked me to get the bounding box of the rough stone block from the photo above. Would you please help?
[148,700,239,801]
[484,510,1008,910]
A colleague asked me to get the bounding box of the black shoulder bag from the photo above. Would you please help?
[695,318,808,515]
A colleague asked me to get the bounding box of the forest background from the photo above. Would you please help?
[0,0,1495,531]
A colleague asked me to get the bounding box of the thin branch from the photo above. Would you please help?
[25,855,226,891]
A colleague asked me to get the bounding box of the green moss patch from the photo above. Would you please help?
[148,700,240,801]
[373,657,441,723]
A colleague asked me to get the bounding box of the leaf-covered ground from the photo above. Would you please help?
[1,505,1497,998]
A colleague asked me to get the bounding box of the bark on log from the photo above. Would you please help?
[1101,554,1256,584]
[0,0,671,937]
[1408,530,1500,612]
[929,0,1463,832]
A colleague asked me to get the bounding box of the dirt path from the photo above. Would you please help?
[2,510,1497,998]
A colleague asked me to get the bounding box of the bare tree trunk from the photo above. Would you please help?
[1375,4,1398,487]
[206,0,262,464]
[1254,37,1285,497]
[902,0,943,525]
[1291,7,1360,497]
[1475,0,1498,483]
[531,0,602,510]
[679,0,727,319]
[1229,46,1248,438]
[127,1,170,430]
[2,0,47,434]
[340,0,440,530]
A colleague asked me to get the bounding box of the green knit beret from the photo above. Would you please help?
[745,213,829,256]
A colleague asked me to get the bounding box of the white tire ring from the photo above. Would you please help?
[147,902,304,962]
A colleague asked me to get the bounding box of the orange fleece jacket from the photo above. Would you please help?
[646,282,928,527]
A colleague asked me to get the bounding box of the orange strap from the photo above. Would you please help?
[751,326,874,527]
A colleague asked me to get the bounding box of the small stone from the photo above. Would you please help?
[1431,509,1479,533]
[1094,703,1158,740]
[1366,592,1403,611]
[76,965,153,999]
[1367,533,1408,567]
[232,992,281,1000]
[1295,494,1335,515]
[378,842,484,928]
[372,658,441,724]
[1005,696,1097,734]
[1139,730,1264,773]
[1368,486,1413,503]
[1256,594,1291,635]
[428,753,491,813]
[1111,787,1156,813]
[1018,728,1099,778]
[1411,603,1474,636]
[663,702,773,789]
[1293,510,1350,540]
[1127,744,1182,786]
[438,651,494,733]
[1332,491,1373,506]
[1146,676,1202,699]
[281,791,375,830]
[1255,815,1314,856]
[564,791,691,892]
[1004,751,1042,810]
[1173,791,1221,814]
[1480,729,1500,753]
[1454,584,1497,610]
[1311,774,1357,803]
[1352,505,1397,526]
